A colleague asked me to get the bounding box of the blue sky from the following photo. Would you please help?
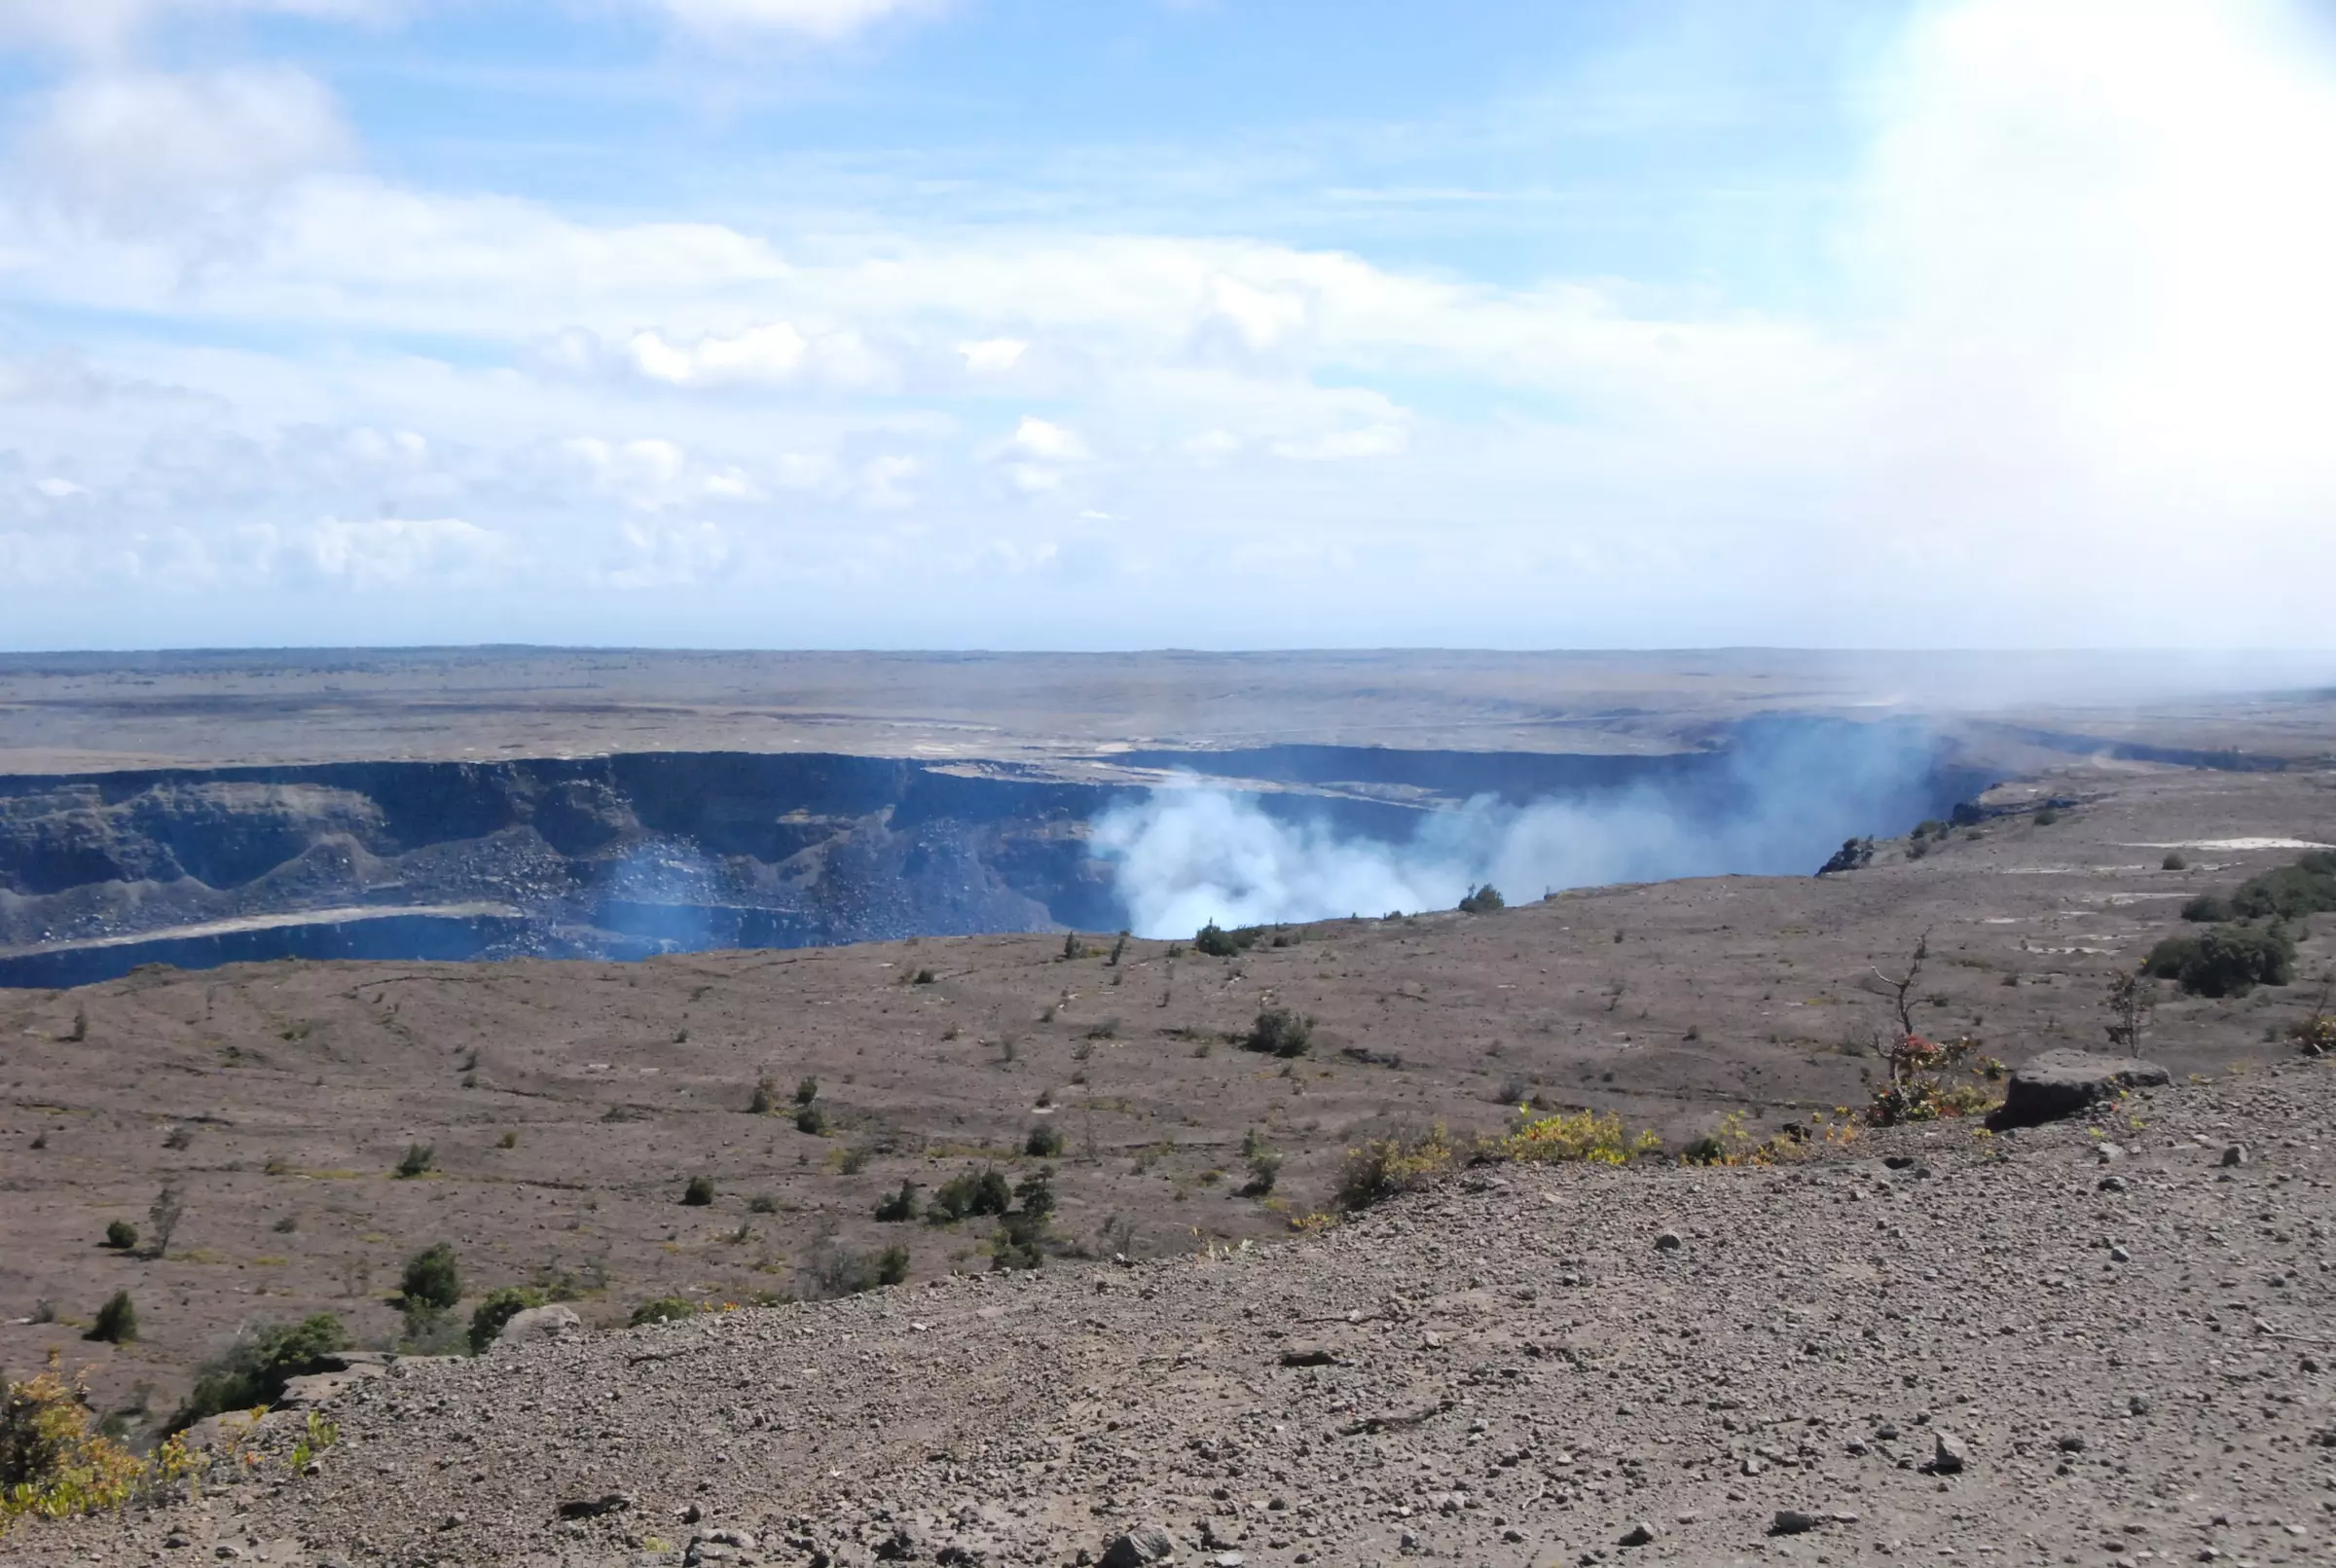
[1,0,2333,650]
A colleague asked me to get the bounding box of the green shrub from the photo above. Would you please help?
[398,1244,461,1313]
[2231,851,2336,921]
[2181,893,2233,923]
[167,1314,348,1430]
[2033,807,2061,826]
[1194,921,1262,958]
[1241,1005,1314,1058]
[794,1104,828,1136]
[1456,884,1505,914]
[1333,1126,1457,1212]
[793,1076,820,1106]
[874,1181,919,1222]
[1023,1125,1064,1158]
[628,1296,699,1328]
[2143,923,2297,997]
[466,1287,546,1353]
[748,1075,778,1114]
[84,1292,136,1345]
[101,1221,137,1252]
[681,1175,715,1206]
[806,1244,910,1298]
[928,1166,1011,1222]
[394,1142,434,1179]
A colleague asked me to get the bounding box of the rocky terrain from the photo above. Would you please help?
[3,762,2331,1436]
[7,1048,2334,1568]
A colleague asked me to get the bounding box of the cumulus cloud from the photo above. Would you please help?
[2,0,2333,646]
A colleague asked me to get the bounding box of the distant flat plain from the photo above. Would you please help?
[2,646,2332,773]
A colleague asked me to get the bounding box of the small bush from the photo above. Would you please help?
[1194,921,1262,958]
[628,1296,699,1328]
[466,1287,547,1353]
[1456,883,1505,914]
[748,1075,778,1114]
[874,1181,919,1222]
[1061,932,1089,961]
[1242,1150,1282,1196]
[85,1292,136,1345]
[1241,1005,1314,1058]
[2033,807,2061,826]
[1816,837,1874,875]
[928,1166,1012,1222]
[1502,1108,1661,1164]
[909,967,936,985]
[0,1366,152,1527]
[394,1142,435,1180]
[1333,1126,1459,1212]
[748,1192,779,1214]
[806,1244,910,1298]
[398,1244,460,1313]
[2162,852,2188,871]
[1024,1124,1064,1158]
[793,1076,820,1106]
[681,1175,715,1206]
[2181,893,2234,923]
[168,1313,348,1430]
[2143,924,2296,998]
[794,1104,828,1137]
[102,1221,137,1252]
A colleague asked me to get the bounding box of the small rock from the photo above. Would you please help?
[1654,1230,1683,1253]
[2099,1175,2130,1193]
[1931,1432,1967,1475]
[2220,1145,2247,1167]
[1619,1521,1660,1548]
[1279,1347,1338,1367]
[2057,1435,2087,1453]
[557,1494,634,1520]
[2109,1245,2132,1263]
[2096,1143,2125,1163]
[1770,1510,1821,1536]
[1100,1530,1176,1568]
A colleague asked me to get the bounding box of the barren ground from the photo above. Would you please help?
[7,1050,2334,1568]
[4,764,2332,1436]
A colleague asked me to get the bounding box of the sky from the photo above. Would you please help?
[1,0,2333,652]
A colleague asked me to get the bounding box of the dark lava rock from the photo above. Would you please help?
[1101,1531,1176,1568]
[1989,1050,2170,1129]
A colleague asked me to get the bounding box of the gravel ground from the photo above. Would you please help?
[12,1055,2334,1568]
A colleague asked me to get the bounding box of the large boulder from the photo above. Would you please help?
[1989,1049,2170,1129]
[492,1303,582,1350]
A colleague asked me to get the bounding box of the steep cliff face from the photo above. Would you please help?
[0,723,1991,986]
[0,754,1124,984]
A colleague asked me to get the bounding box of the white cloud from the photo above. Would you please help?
[655,0,937,41]
[958,338,1027,374]
[551,436,763,510]
[0,0,392,59]
[3,0,2333,646]
[286,515,513,589]
[14,66,353,243]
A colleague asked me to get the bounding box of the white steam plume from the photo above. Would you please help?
[1091,725,1954,937]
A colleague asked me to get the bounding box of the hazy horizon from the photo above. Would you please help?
[4,1,2334,650]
